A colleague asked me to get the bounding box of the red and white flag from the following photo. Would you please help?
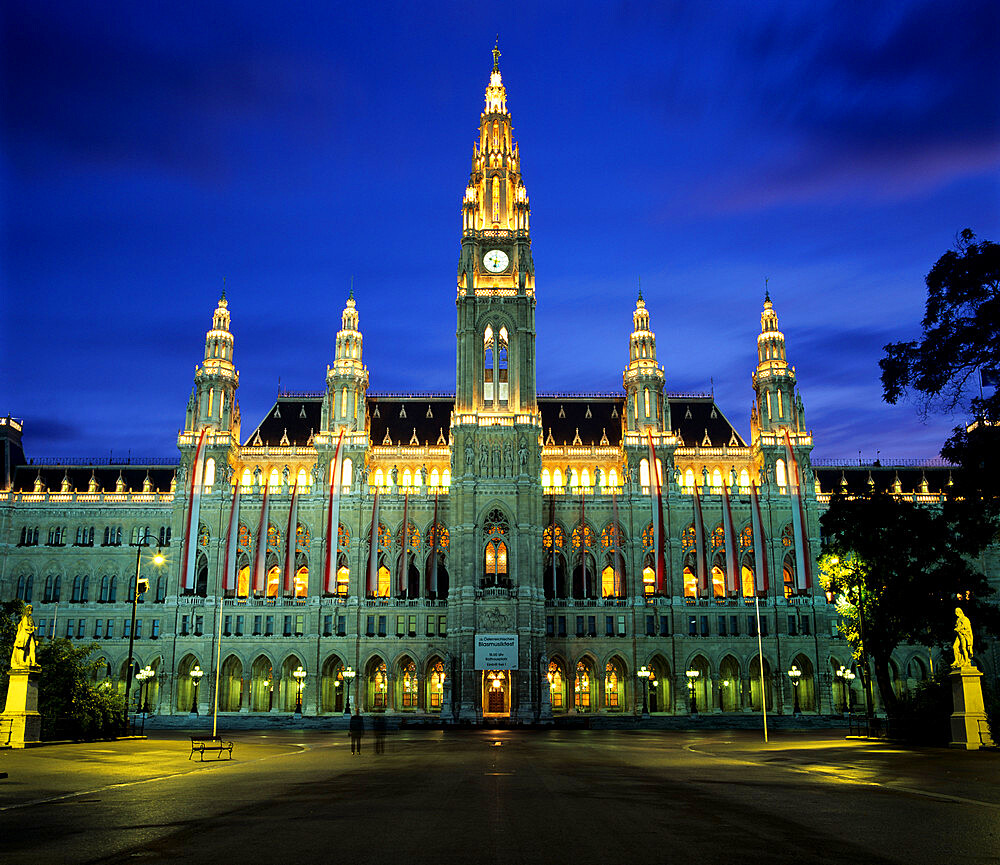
[750,482,769,594]
[222,482,241,591]
[397,489,409,595]
[646,432,665,594]
[721,480,740,595]
[428,490,439,595]
[693,481,708,595]
[252,482,271,594]
[181,428,209,591]
[783,431,812,592]
[611,486,623,597]
[366,488,380,596]
[323,430,345,594]
[283,480,299,594]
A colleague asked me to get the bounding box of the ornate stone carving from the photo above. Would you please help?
[480,606,511,632]
[10,605,39,671]
[952,607,974,668]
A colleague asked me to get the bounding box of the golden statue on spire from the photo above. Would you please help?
[493,37,501,73]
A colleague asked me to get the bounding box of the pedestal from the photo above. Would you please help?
[2,668,42,748]
[949,665,995,751]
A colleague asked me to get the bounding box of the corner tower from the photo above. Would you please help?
[751,293,805,438]
[623,289,668,434]
[184,292,240,439]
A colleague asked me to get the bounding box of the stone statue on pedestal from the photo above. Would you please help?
[952,607,974,668]
[10,605,39,671]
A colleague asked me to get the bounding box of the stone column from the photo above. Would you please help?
[950,665,995,750]
[2,669,42,748]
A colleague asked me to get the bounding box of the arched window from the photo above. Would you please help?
[570,468,579,487]
[483,326,495,404]
[341,387,348,417]
[581,468,590,487]
[491,175,500,222]
[712,468,722,487]
[608,468,619,488]
[109,576,118,602]
[644,388,650,416]
[269,468,280,489]
[297,468,308,489]
[342,457,353,489]
[442,469,451,487]
[401,660,418,709]
[684,468,695,488]
[739,469,750,488]
[204,458,216,489]
[430,468,440,487]
[483,509,510,587]
[541,468,551,488]
[575,660,593,711]
[413,469,422,488]
[553,468,563,487]
[241,468,252,488]
[605,660,625,710]
[402,468,412,487]
[373,468,384,487]
[775,459,787,488]
[639,459,650,487]
[498,327,509,404]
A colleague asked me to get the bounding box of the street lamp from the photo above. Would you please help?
[135,665,155,713]
[293,665,307,715]
[189,665,204,714]
[123,532,165,726]
[836,665,856,713]
[787,665,802,715]
[637,665,651,716]
[343,666,356,714]
[686,669,701,714]
[721,678,731,713]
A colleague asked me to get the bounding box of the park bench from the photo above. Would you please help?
[189,735,234,761]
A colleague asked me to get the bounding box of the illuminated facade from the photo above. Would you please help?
[2,52,993,724]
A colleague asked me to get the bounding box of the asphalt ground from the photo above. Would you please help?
[1,729,998,865]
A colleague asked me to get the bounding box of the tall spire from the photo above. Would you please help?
[493,37,500,73]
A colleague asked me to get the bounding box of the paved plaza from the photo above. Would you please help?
[2,729,998,864]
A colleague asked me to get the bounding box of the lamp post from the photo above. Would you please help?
[686,669,700,714]
[123,532,165,726]
[721,679,731,713]
[836,666,856,713]
[135,665,155,713]
[343,666,356,714]
[189,665,204,714]
[787,665,802,715]
[293,666,306,715]
[637,665,651,717]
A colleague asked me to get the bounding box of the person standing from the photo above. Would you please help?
[349,709,365,754]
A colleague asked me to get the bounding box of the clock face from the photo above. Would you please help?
[483,249,509,273]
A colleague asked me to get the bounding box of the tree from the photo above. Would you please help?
[819,492,995,714]
[881,229,1000,422]
[1,602,124,739]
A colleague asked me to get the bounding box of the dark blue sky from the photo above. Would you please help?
[3,1,998,461]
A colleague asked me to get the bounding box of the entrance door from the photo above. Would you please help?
[483,670,509,716]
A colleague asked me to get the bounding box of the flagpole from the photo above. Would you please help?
[212,586,224,737]
[755,592,768,743]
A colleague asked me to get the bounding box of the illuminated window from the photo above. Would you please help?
[341,387,347,417]
[608,468,618,487]
[374,468,384,487]
[644,388,650,416]
[402,468,412,487]
[429,661,445,710]
[570,469,579,487]
[492,176,500,222]
[241,469,252,488]
[413,469,422,488]
[783,558,795,599]
[739,469,750,487]
[605,662,622,709]
[266,566,280,597]
[541,468,551,487]
[776,459,787,488]
[337,565,350,596]
[342,458,353,489]
[401,660,418,709]
[498,327,508,404]
[575,661,591,711]
[297,468,308,489]
[483,326,494,404]
[712,564,725,597]
[602,564,620,598]
[294,566,308,598]
[683,565,697,598]
[548,660,564,710]
[643,565,655,596]
[430,468,440,487]
[543,523,564,551]
[741,564,755,597]
[371,662,388,709]
[684,468,695,488]
[269,468,280,489]
[712,468,722,488]
[442,469,451,487]
[639,459,650,487]
[581,469,590,487]
[204,458,216,488]
[553,468,563,487]
[377,565,391,597]
[237,565,250,597]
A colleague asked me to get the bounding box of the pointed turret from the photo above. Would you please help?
[324,292,369,433]
[751,294,804,437]
[186,293,239,437]
[623,290,668,434]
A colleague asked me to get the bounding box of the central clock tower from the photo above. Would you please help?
[455,43,536,415]
[450,45,544,723]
